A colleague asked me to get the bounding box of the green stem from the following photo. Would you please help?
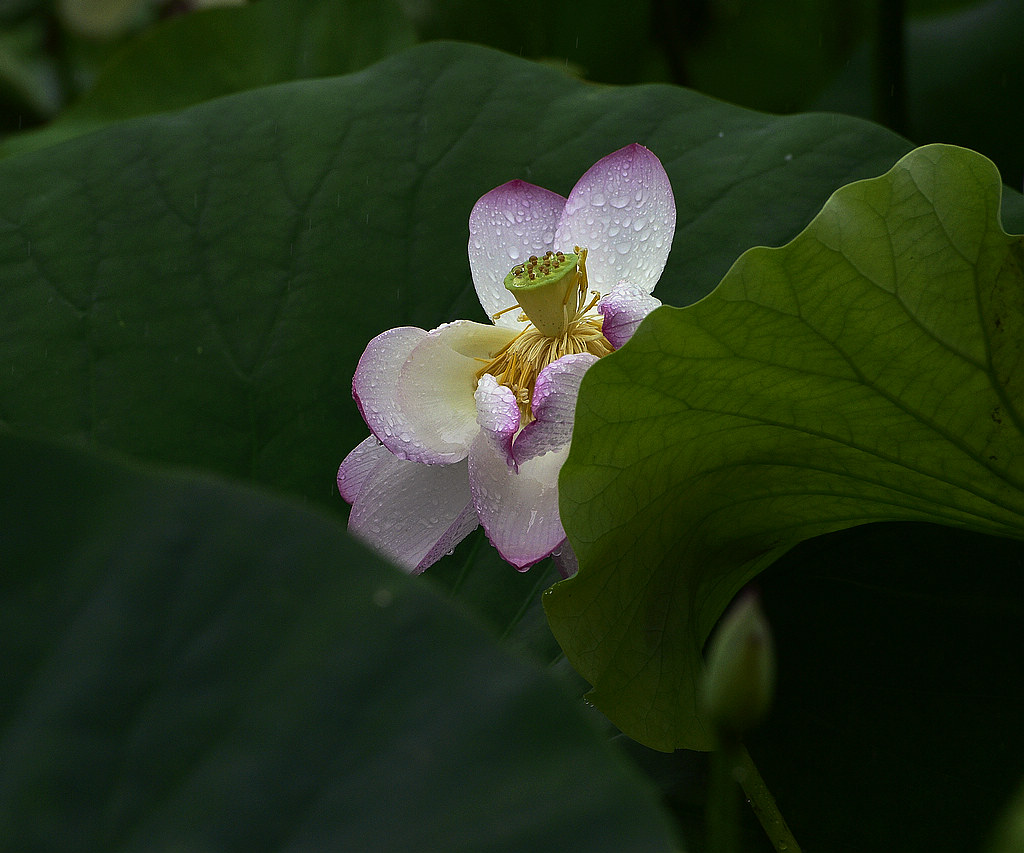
[735,745,802,853]
[706,742,742,853]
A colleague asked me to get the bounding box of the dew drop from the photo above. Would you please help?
[609,195,629,209]
[590,191,606,206]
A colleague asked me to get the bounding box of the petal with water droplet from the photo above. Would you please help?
[342,448,477,574]
[475,373,520,468]
[598,281,663,349]
[353,321,515,464]
[554,143,675,294]
[468,431,568,570]
[468,180,567,327]
[513,353,597,465]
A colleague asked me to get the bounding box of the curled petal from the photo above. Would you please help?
[340,441,478,574]
[475,373,520,469]
[468,180,567,329]
[554,143,676,295]
[598,281,663,349]
[512,352,597,466]
[354,321,515,465]
[468,431,568,570]
[337,434,388,503]
[351,325,425,449]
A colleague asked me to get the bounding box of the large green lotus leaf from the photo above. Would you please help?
[0,42,922,507]
[546,144,1024,751]
[0,0,414,158]
[0,432,678,852]
[0,41,931,639]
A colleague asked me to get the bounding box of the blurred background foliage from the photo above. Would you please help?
[2,0,1021,186]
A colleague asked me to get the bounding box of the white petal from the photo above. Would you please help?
[468,180,567,329]
[512,352,597,465]
[468,431,568,570]
[354,321,515,465]
[554,143,676,294]
[598,281,663,349]
[345,449,478,575]
[475,373,520,468]
[337,434,387,503]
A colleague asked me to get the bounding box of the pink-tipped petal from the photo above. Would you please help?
[475,373,520,469]
[598,281,663,349]
[512,352,597,466]
[346,451,478,574]
[352,325,425,440]
[354,321,514,465]
[337,434,389,504]
[469,180,567,329]
[554,143,676,295]
[468,431,568,570]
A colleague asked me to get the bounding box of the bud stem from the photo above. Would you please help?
[707,743,802,853]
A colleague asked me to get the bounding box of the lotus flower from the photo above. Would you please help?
[338,143,675,573]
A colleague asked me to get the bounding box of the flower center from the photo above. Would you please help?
[476,247,613,421]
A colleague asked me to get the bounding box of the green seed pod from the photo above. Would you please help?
[503,250,580,338]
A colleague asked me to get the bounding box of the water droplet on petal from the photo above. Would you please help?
[609,195,628,209]
[591,191,606,207]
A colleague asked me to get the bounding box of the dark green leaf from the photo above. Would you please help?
[0,432,678,852]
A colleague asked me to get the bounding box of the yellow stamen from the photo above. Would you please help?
[476,247,613,422]
[490,304,522,321]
